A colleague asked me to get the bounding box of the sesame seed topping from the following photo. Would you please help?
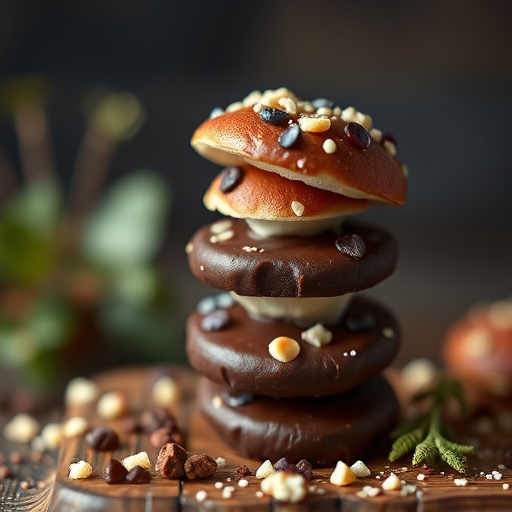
[210,230,235,244]
[316,107,333,116]
[323,138,337,154]
[243,90,263,106]
[210,219,233,235]
[291,201,305,217]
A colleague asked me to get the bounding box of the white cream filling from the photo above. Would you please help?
[232,292,353,325]
[246,216,344,237]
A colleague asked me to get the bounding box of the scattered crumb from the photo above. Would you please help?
[503,483,510,490]
[68,460,93,480]
[215,457,226,468]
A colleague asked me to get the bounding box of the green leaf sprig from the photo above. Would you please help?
[389,377,475,473]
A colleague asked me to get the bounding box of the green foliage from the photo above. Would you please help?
[389,377,475,473]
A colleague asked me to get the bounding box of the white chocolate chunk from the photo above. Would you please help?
[330,461,357,486]
[3,413,39,444]
[63,417,89,438]
[382,473,402,491]
[65,377,99,406]
[350,460,371,478]
[122,451,151,471]
[152,376,180,408]
[301,324,333,347]
[256,460,275,479]
[69,460,93,479]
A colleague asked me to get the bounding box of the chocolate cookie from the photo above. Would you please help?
[197,374,399,467]
[187,219,396,297]
[187,296,400,397]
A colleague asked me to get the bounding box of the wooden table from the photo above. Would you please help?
[1,366,511,511]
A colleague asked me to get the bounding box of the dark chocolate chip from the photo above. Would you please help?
[86,427,120,451]
[335,233,366,259]
[345,311,376,332]
[344,122,371,149]
[311,98,335,109]
[278,124,300,148]
[201,309,230,332]
[121,415,141,434]
[150,427,183,449]
[296,459,313,481]
[126,465,151,484]
[219,166,244,193]
[220,391,255,407]
[259,108,290,125]
[273,457,289,471]
[104,458,128,484]
[140,407,176,434]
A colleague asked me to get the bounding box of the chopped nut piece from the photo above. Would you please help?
[69,460,93,479]
[383,140,397,156]
[278,97,297,114]
[261,472,306,503]
[152,376,180,408]
[122,451,151,471]
[370,128,382,143]
[243,90,263,107]
[210,219,233,235]
[330,461,356,486]
[268,336,301,363]
[65,377,99,406]
[298,116,331,132]
[97,391,128,420]
[3,413,39,444]
[156,443,187,479]
[63,416,89,438]
[226,101,244,112]
[350,460,371,478]
[40,423,63,450]
[185,453,217,479]
[382,473,402,491]
[301,324,332,348]
[291,201,304,217]
[256,460,275,479]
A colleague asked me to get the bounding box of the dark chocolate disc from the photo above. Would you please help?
[197,374,399,467]
[187,296,400,397]
[187,220,396,298]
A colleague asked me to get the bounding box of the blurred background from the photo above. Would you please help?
[0,0,511,396]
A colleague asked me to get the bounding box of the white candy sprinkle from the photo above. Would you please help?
[210,230,235,244]
[215,481,223,489]
[503,483,510,490]
[454,478,468,486]
[297,158,306,169]
[196,490,208,502]
[301,324,333,348]
[215,457,226,468]
[417,473,426,481]
[238,479,249,488]
[322,139,337,154]
[212,395,223,409]
[256,491,264,498]
[350,350,357,356]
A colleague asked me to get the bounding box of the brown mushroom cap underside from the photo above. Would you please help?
[191,107,407,205]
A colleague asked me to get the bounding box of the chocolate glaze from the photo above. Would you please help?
[198,374,399,467]
[187,219,396,297]
[187,296,400,397]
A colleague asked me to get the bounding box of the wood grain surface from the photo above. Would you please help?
[1,366,511,511]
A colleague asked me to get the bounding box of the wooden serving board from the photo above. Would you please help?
[2,366,512,511]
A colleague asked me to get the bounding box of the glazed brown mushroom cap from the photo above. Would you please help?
[191,106,407,205]
[204,164,369,221]
[444,300,512,397]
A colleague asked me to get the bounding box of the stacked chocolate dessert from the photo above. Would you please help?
[186,88,407,467]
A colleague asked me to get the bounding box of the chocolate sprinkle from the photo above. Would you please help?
[259,107,290,125]
[201,309,230,332]
[220,391,255,407]
[344,122,371,149]
[278,124,300,148]
[335,233,366,259]
[219,166,244,193]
